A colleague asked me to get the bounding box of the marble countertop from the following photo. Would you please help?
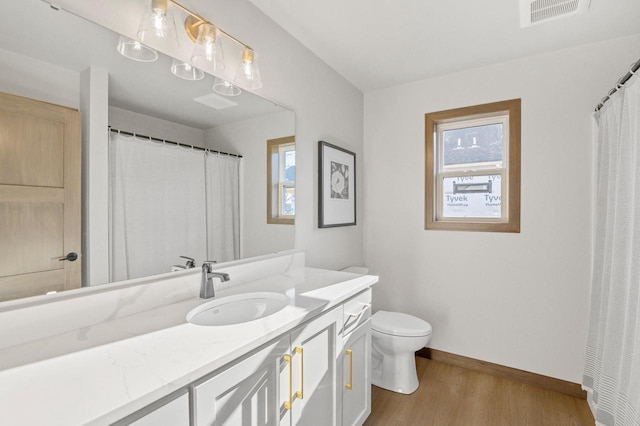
[0,264,377,426]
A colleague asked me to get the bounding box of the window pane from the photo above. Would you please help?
[443,123,503,168]
[281,186,295,215]
[442,174,501,218]
[284,150,295,181]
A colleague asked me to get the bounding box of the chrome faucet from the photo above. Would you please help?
[200,261,230,299]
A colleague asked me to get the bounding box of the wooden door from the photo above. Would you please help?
[0,91,81,302]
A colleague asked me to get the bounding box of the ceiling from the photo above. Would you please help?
[247,0,640,92]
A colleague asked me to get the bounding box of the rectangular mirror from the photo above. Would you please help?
[0,0,295,302]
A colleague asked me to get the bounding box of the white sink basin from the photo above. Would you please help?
[187,292,289,326]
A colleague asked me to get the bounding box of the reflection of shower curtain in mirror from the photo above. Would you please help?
[205,154,241,264]
[109,132,240,281]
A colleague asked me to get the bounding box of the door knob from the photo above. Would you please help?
[58,252,78,262]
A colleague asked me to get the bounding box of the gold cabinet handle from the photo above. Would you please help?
[345,349,353,390]
[295,347,304,399]
[283,354,293,410]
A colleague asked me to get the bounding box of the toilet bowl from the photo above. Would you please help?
[371,310,432,394]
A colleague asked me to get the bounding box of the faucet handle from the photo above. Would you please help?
[180,256,196,268]
[202,260,217,273]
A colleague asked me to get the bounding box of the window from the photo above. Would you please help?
[425,99,520,232]
[267,136,295,224]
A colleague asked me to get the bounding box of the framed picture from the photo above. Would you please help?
[318,141,356,228]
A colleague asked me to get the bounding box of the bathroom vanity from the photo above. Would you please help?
[0,252,375,426]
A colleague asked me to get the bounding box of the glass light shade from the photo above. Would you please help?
[191,23,225,72]
[137,0,178,48]
[234,48,263,89]
[212,77,241,96]
[170,59,204,81]
[116,36,158,62]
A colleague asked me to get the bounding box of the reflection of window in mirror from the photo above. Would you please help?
[267,136,295,224]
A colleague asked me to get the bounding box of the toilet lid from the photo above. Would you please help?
[372,311,432,337]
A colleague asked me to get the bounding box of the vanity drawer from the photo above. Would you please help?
[342,288,371,335]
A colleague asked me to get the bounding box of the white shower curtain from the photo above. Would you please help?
[109,132,240,281]
[583,72,640,425]
[205,153,241,263]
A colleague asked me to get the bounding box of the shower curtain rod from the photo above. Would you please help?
[594,57,640,112]
[108,127,243,158]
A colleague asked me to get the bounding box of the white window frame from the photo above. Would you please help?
[435,114,509,222]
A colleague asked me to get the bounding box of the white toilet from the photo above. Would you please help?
[371,310,432,394]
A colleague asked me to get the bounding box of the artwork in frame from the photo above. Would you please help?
[318,141,356,228]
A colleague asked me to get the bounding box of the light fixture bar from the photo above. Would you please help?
[169,0,253,51]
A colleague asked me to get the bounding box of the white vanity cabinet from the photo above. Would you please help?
[193,335,290,425]
[192,306,342,426]
[284,306,342,426]
[340,289,372,426]
[341,320,371,426]
[127,393,190,426]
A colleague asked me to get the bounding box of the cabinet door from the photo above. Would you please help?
[194,335,290,426]
[342,320,371,426]
[128,393,190,426]
[287,307,342,426]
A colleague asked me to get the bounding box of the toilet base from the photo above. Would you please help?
[371,348,420,394]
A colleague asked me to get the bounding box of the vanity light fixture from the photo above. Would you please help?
[234,47,263,89]
[137,0,179,48]
[186,18,225,72]
[213,77,241,96]
[171,1,263,89]
[132,0,263,89]
[170,59,205,80]
[116,35,158,62]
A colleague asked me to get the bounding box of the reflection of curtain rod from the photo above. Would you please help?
[595,57,640,112]
[108,127,243,158]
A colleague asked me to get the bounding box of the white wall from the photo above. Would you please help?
[0,47,79,109]
[205,111,295,258]
[81,67,110,286]
[363,34,640,383]
[109,106,205,147]
[55,0,365,270]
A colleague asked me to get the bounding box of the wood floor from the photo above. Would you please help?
[364,357,594,426]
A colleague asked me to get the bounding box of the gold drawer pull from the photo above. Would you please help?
[283,354,293,410]
[345,349,353,390]
[295,347,304,399]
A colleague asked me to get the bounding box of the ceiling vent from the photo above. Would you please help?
[520,0,591,27]
[193,93,238,110]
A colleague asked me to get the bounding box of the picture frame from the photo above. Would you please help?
[318,141,356,228]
